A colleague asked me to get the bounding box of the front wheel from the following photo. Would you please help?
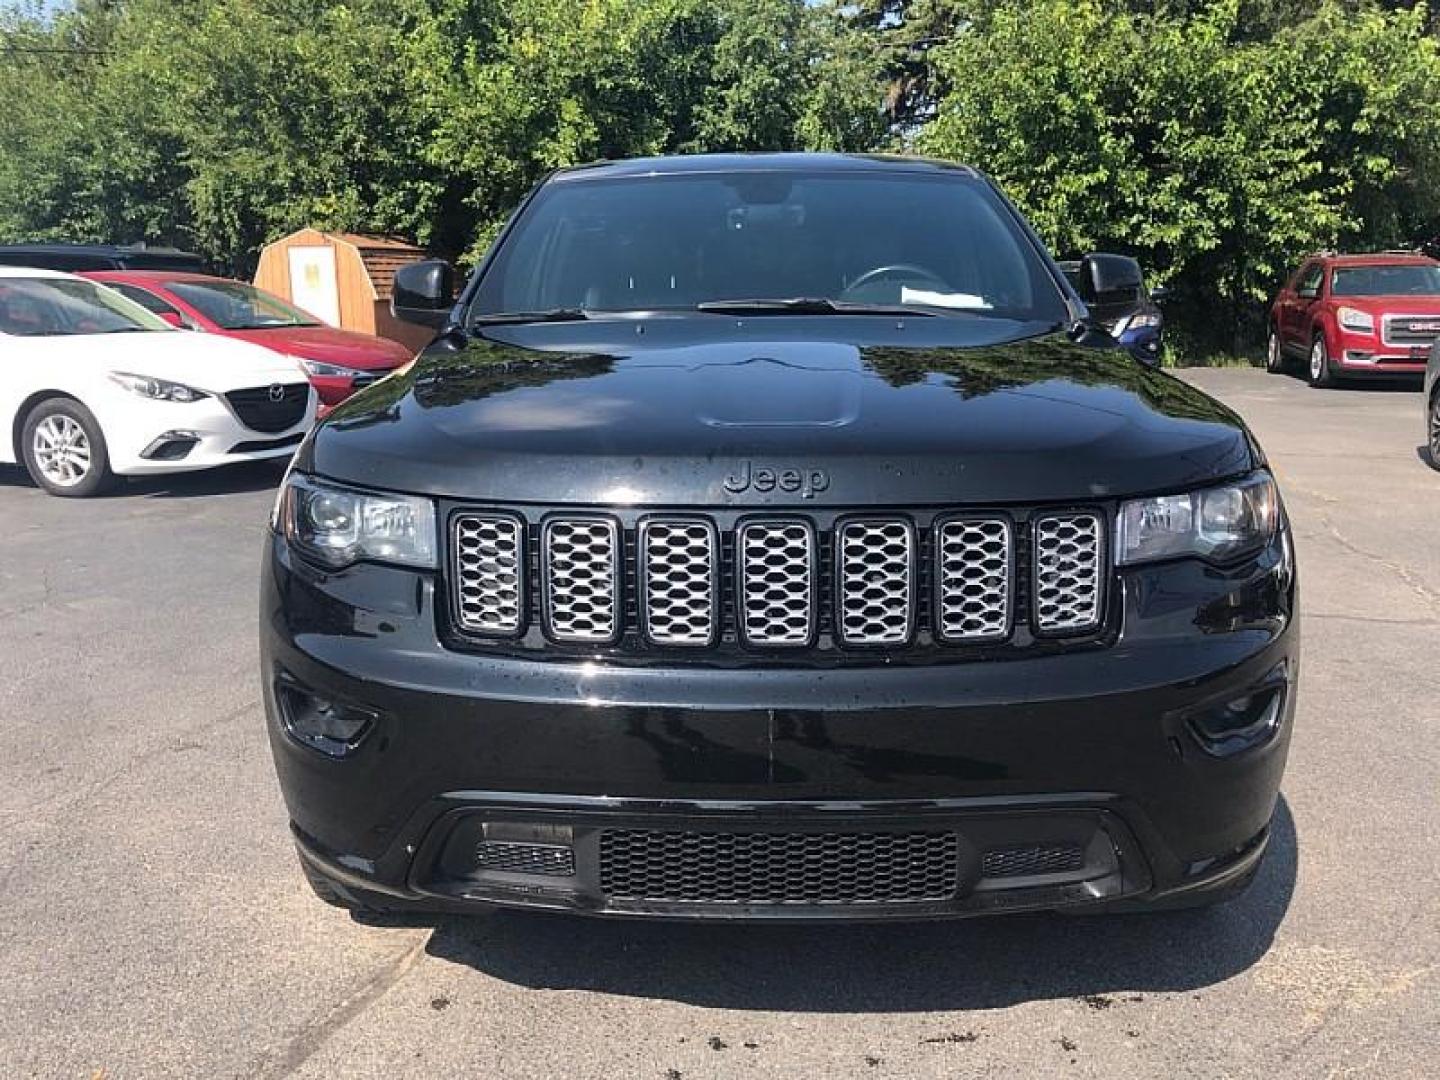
[1265,329,1287,373]
[21,398,114,497]
[1428,390,1440,470]
[1308,335,1337,389]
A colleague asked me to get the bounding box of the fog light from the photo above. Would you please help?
[1344,350,1376,365]
[276,680,377,757]
[1187,678,1285,757]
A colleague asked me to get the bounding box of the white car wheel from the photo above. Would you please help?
[22,399,114,497]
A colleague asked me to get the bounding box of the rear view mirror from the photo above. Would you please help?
[393,259,456,328]
[1079,253,1144,302]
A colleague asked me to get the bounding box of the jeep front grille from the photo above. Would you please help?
[452,514,525,634]
[836,519,914,645]
[640,519,718,646]
[541,517,621,642]
[448,506,1111,654]
[935,517,1011,642]
[1033,512,1105,634]
[598,828,960,905]
[737,520,816,646]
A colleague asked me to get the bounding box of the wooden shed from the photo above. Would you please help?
[254,229,434,351]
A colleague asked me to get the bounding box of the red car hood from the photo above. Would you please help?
[1340,295,1440,316]
[225,325,412,371]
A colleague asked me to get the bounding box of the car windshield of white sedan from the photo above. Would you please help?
[470,170,1068,323]
[1331,264,1440,297]
[0,278,170,337]
[168,280,319,330]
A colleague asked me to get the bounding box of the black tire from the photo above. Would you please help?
[20,397,114,497]
[1265,328,1287,373]
[1307,333,1337,388]
[1428,389,1440,471]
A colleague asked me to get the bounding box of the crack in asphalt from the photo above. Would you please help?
[0,691,259,839]
[1292,500,1439,612]
[250,933,432,1080]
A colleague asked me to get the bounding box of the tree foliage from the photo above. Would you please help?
[4,0,1440,357]
[917,0,1440,353]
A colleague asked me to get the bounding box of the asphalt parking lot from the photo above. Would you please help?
[1,366,1436,1079]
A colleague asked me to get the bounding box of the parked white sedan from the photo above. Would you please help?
[0,267,315,496]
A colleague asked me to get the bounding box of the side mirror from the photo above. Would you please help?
[1148,284,1170,303]
[392,259,456,328]
[156,310,187,329]
[1079,253,1144,302]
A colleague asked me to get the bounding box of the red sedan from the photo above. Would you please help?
[84,271,414,414]
[1267,252,1440,387]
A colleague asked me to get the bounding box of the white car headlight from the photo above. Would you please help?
[298,358,365,379]
[1112,311,1162,336]
[1116,471,1278,566]
[1337,306,1374,333]
[278,473,436,569]
[109,372,209,403]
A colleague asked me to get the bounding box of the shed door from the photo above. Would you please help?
[286,245,341,327]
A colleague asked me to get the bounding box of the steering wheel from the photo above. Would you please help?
[841,263,950,301]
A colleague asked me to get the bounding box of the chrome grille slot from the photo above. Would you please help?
[640,519,717,646]
[1033,512,1104,633]
[451,514,525,635]
[935,518,1012,642]
[542,517,620,642]
[737,520,815,646]
[836,519,914,645]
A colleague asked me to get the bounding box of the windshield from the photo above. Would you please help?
[469,170,1067,323]
[1331,264,1440,297]
[0,277,171,337]
[168,280,319,330]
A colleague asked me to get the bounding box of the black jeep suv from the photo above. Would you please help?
[262,154,1297,920]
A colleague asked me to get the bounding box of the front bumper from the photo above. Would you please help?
[103,387,314,474]
[261,526,1297,919]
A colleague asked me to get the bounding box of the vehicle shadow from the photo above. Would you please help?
[417,797,1298,1012]
[0,459,287,498]
[1275,367,1422,392]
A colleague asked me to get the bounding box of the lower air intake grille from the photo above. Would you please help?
[475,841,575,877]
[599,829,960,905]
[1033,512,1105,633]
[981,843,1084,879]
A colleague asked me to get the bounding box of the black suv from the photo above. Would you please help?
[263,154,1296,920]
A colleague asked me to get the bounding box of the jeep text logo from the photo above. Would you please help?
[723,461,830,499]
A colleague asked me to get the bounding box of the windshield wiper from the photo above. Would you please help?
[695,297,937,317]
[470,307,595,327]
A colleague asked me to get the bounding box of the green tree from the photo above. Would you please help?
[918,0,1440,356]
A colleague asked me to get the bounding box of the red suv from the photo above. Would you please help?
[1272,253,1440,388]
[1268,253,1440,387]
[83,271,414,415]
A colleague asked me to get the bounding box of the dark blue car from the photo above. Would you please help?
[1060,257,1164,363]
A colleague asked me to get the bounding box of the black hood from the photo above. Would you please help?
[305,316,1258,506]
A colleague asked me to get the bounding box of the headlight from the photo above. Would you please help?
[277,473,436,569]
[109,372,209,403]
[1116,471,1278,566]
[298,358,365,379]
[1337,306,1374,333]
[1112,311,1162,336]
